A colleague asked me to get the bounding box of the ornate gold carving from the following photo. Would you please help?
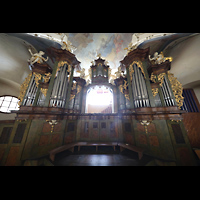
[43,72,51,83]
[56,61,70,77]
[149,51,173,65]
[124,94,130,101]
[33,72,42,87]
[71,82,77,90]
[77,85,82,95]
[33,72,52,97]
[41,88,48,97]
[69,83,82,102]
[69,94,75,102]
[118,81,130,101]
[123,80,128,90]
[140,120,152,134]
[18,73,33,106]
[160,52,173,63]
[150,72,166,97]
[167,72,184,109]
[46,120,58,133]
[129,61,146,79]
[157,73,165,86]
[129,65,134,82]
[152,88,159,97]
[119,85,124,94]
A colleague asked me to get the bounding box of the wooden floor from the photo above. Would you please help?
[54,146,153,166]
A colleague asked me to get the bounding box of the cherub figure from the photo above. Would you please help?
[27,49,48,65]
[80,68,85,79]
[59,33,77,53]
[149,52,172,65]
[149,52,165,64]
[115,66,125,78]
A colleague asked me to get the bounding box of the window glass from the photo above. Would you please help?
[0,96,20,113]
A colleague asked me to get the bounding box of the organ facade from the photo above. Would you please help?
[0,43,197,166]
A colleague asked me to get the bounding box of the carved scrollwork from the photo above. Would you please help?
[118,80,130,101]
[150,72,166,97]
[129,61,146,80]
[18,73,33,106]
[167,72,184,109]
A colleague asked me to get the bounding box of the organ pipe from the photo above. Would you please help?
[131,63,150,108]
[23,74,38,106]
[49,64,69,108]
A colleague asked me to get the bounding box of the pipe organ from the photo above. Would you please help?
[160,75,175,107]
[22,73,38,106]
[49,63,69,108]
[130,63,150,108]
[3,45,196,166]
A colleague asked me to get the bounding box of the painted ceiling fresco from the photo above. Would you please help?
[66,33,133,75]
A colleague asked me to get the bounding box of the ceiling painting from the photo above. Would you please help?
[67,33,133,75]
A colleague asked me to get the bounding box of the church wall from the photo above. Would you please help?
[0,34,34,121]
[121,118,176,161]
[21,119,66,161]
[76,116,121,142]
[182,113,200,149]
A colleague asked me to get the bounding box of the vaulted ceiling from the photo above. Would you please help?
[1,33,200,99]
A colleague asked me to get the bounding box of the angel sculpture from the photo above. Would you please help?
[149,52,167,64]
[79,68,85,79]
[149,52,173,65]
[115,66,125,78]
[59,33,77,53]
[27,49,48,65]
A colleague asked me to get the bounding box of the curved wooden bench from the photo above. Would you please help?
[49,142,77,162]
[49,142,118,162]
[76,142,118,152]
[118,143,144,160]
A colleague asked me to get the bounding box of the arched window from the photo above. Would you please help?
[85,85,113,113]
[0,96,20,113]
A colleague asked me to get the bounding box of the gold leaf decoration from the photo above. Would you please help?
[18,73,33,106]
[167,72,184,109]
[129,61,146,80]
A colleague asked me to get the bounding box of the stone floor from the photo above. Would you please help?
[54,146,153,166]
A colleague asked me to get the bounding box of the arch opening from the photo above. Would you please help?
[85,85,114,113]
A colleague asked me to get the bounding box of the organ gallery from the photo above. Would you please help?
[0,33,199,166]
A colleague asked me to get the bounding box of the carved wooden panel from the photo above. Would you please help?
[13,123,27,143]
[39,135,49,146]
[0,127,12,144]
[147,123,156,134]
[171,124,185,144]
[182,113,200,148]
[137,123,145,132]
[179,147,193,166]
[149,135,159,147]
[5,146,20,166]
[139,134,147,145]
[50,134,60,145]
[42,122,51,133]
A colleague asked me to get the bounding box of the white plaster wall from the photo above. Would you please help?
[168,34,200,87]
[0,34,31,120]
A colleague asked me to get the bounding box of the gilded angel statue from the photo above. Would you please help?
[149,52,173,65]
[59,33,77,53]
[27,49,48,65]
